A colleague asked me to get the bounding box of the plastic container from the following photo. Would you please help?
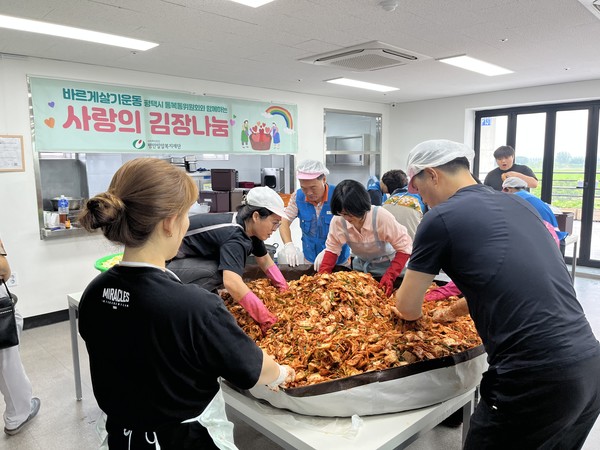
[94,253,124,272]
[57,195,69,228]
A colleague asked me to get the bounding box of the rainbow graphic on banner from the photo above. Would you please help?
[265,106,293,130]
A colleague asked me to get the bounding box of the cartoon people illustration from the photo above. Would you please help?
[241,119,250,148]
[271,122,280,150]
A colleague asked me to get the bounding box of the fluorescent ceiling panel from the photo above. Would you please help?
[438,55,513,76]
[326,78,399,92]
[0,14,158,51]
[229,0,276,7]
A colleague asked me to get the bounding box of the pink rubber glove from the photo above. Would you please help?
[238,291,277,333]
[424,281,462,302]
[265,264,289,292]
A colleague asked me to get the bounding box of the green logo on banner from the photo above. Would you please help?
[132,139,146,149]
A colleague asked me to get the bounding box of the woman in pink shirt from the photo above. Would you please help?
[317,180,412,295]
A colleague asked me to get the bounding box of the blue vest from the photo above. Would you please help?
[297,185,350,264]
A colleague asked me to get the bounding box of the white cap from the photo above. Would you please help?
[502,176,528,189]
[245,187,288,220]
[296,159,329,180]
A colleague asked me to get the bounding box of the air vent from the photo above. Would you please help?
[299,41,430,72]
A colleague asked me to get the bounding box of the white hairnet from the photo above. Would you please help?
[502,176,528,189]
[406,140,475,178]
[296,160,329,179]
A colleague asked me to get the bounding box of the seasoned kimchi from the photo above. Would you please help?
[221,271,481,388]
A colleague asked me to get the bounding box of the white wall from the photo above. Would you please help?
[388,79,600,172]
[0,56,389,318]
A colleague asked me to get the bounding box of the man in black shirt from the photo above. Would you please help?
[395,139,600,449]
[483,145,538,191]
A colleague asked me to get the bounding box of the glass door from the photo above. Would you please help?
[476,115,508,182]
[475,102,600,268]
[587,108,600,261]
[515,112,546,198]
[551,110,589,259]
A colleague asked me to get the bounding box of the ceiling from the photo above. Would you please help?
[1,0,600,104]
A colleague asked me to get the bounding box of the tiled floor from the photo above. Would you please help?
[1,270,599,450]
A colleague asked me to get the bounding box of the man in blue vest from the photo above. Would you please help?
[279,160,350,267]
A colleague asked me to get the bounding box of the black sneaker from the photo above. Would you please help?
[4,397,41,436]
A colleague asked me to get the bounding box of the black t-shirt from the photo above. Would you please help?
[177,213,267,276]
[408,184,599,373]
[483,163,537,191]
[79,265,263,431]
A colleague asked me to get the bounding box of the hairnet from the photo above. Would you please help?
[296,159,329,179]
[406,140,475,179]
[502,177,528,189]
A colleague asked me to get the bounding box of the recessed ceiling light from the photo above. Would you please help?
[229,0,276,7]
[0,14,158,51]
[326,78,399,92]
[438,55,513,76]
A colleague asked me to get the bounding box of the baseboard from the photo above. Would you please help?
[23,309,69,330]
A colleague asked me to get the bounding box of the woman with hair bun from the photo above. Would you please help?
[78,158,294,450]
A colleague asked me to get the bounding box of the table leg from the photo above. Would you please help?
[571,240,577,280]
[461,390,476,446]
[68,302,83,401]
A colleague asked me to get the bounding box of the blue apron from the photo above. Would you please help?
[297,186,350,264]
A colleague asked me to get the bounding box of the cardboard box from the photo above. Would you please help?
[198,191,230,213]
[555,212,574,235]
[211,169,237,191]
[229,189,247,211]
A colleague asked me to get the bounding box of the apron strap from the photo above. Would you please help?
[184,222,243,238]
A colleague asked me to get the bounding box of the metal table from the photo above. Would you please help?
[222,383,476,450]
[69,291,476,449]
[561,234,579,280]
[68,291,83,400]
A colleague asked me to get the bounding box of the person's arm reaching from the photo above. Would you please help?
[317,250,338,274]
[502,171,538,188]
[424,280,462,301]
[255,350,295,391]
[223,269,277,332]
[432,297,470,322]
[379,252,410,296]
[279,219,299,267]
[265,264,289,292]
[394,269,435,321]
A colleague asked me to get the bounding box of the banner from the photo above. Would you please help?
[29,77,298,154]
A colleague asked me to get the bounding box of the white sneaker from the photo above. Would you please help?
[4,397,41,436]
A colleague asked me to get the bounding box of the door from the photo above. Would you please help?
[324,110,381,187]
[475,102,600,268]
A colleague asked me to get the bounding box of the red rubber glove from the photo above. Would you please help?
[238,291,277,333]
[379,252,410,296]
[424,281,462,302]
[265,264,289,292]
[317,250,339,274]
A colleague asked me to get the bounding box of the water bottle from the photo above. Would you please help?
[58,195,69,228]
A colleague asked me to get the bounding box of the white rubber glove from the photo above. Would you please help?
[267,364,295,391]
[313,249,327,272]
[283,242,299,267]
